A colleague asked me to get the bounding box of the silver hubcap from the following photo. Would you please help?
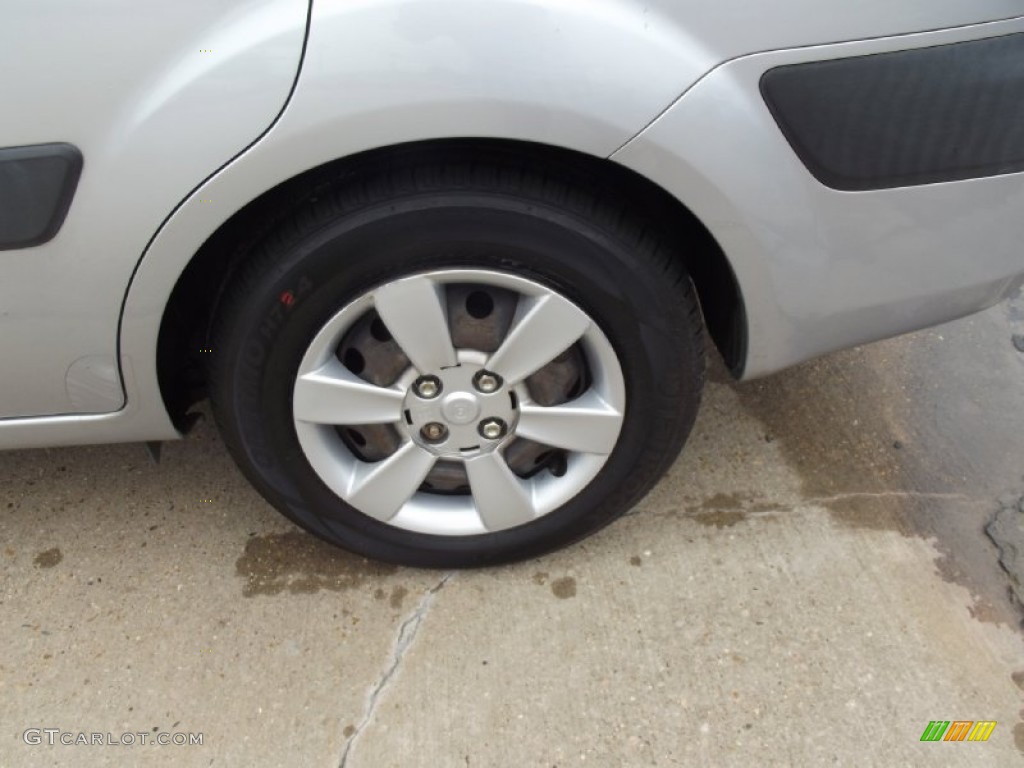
[292,269,626,536]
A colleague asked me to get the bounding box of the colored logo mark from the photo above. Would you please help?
[920,721,996,742]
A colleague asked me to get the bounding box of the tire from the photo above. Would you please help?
[209,153,705,567]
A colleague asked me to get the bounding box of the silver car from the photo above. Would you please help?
[3,1,1022,566]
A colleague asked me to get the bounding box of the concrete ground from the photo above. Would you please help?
[2,289,1023,768]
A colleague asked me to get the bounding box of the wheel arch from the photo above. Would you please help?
[155,139,747,430]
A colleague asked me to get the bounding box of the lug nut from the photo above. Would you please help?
[473,371,502,394]
[414,375,441,399]
[478,418,506,440]
[421,422,448,443]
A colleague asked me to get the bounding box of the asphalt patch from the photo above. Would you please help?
[985,492,1024,609]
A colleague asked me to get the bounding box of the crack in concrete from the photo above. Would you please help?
[805,491,978,506]
[337,572,453,768]
[641,490,985,519]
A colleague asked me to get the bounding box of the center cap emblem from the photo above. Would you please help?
[441,392,480,425]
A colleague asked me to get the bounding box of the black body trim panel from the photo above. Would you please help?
[761,33,1024,191]
[0,143,83,250]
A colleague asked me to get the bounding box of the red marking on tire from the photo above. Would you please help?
[280,290,295,307]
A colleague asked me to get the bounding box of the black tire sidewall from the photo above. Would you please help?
[213,192,701,567]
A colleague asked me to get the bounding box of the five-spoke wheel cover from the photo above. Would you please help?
[292,269,626,536]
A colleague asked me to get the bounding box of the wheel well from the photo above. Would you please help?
[157,139,746,430]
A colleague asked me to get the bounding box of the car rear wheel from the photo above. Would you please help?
[209,155,705,567]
